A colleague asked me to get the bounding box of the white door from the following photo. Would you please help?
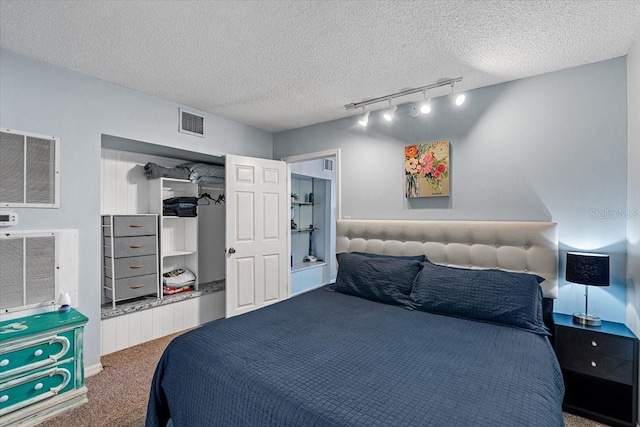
[225,155,289,317]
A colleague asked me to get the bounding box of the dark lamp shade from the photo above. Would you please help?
[566,252,610,286]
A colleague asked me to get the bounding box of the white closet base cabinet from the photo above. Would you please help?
[291,262,327,296]
[100,291,225,356]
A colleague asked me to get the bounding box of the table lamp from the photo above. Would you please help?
[566,252,610,326]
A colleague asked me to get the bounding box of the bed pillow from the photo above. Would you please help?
[351,252,426,262]
[409,261,549,335]
[333,252,423,306]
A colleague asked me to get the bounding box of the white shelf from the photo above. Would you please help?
[292,261,326,273]
[162,215,197,220]
[163,250,197,258]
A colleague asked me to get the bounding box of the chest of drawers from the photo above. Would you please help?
[0,309,88,426]
[554,313,638,427]
[102,215,159,308]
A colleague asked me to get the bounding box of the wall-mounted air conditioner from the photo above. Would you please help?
[0,230,78,320]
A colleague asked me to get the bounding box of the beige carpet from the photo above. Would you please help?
[38,332,606,427]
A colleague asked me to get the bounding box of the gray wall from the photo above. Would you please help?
[0,49,273,368]
[626,41,640,335]
[274,58,629,322]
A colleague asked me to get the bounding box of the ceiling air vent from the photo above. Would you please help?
[179,108,205,137]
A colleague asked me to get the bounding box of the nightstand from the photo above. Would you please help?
[554,313,638,427]
[0,309,88,426]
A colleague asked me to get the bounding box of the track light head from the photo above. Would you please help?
[383,102,397,121]
[358,110,370,127]
[419,90,432,114]
[450,81,465,106]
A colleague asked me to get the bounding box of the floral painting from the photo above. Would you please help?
[405,140,450,198]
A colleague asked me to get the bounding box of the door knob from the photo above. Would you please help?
[228,248,236,254]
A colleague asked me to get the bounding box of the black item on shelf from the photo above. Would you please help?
[163,196,198,217]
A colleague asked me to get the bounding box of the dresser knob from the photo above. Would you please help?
[0,395,8,403]
[591,361,597,368]
[34,383,43,391]
[0,359,8,367]
[591,341,598,347]
[34,349,43,357]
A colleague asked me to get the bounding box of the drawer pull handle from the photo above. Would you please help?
[129,224,143,228]
[0,395,8,403]
[34,383,43,391]
[130,244,144,248]
[130,284,145,289]
[34,349,43,357]
[591,341,597,347]
[591,361,597,368]
[0,359,8,367]
[129,264,144,269]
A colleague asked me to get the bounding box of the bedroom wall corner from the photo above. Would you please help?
[625,40,640,340]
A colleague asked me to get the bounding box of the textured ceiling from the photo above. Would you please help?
[1,1,639,133]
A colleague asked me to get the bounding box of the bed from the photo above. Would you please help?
[146,220,564,427]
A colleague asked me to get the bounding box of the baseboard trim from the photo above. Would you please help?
[85,362,103,377]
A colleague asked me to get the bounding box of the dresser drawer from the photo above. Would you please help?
[104,255,157,279]
[104,274,158,301]
[0,330,74,380]
[557,349,634,384]
[105,235,157,258]
[556,326,634,361]
[104,215,156,237]
[0,361,75,416]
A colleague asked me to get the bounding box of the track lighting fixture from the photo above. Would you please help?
[345,77,462,126]
[358,109,370,127]
[451,81,466,106]
[383,102,397,122]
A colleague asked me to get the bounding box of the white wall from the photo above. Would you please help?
[626,41,640,335]
[0,49,272,369]
[274,58,629,322]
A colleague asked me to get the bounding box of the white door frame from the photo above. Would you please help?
[281,149,341,284]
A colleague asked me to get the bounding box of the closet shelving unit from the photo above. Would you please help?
[148,178,199,293]
[290,176,328,297]
[291,200,318,233]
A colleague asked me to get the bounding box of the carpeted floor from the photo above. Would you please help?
[39,332,183,427]
[38,331,607,427]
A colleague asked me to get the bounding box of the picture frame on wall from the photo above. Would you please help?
[405,140,450,198]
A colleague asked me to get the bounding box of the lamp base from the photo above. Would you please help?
[573,312,602,327]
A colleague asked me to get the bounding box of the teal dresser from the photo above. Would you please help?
[0,309,88,426]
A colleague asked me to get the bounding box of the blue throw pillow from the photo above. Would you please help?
[409,262,549,335]
[351,252,426,262]
[333,253,423,306]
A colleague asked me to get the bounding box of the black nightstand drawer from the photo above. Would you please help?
[557,327,634,361]
[557,351,634,385]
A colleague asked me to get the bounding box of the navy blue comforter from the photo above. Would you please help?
[146,287,564,427]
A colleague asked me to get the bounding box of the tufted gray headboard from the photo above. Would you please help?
[336,220,558,298]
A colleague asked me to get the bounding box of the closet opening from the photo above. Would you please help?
[283,149,340,296]
[100,134,226,355]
